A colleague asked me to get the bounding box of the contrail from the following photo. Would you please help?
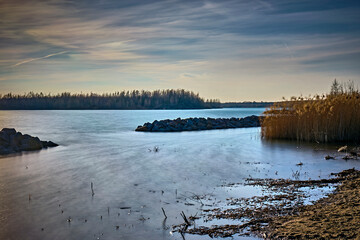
[11,51,68,67]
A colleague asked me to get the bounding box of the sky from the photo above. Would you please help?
[0,0,359,101]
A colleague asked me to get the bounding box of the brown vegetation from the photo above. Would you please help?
[261,80,360,143]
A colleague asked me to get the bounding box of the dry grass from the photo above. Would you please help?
[261,85,360,143]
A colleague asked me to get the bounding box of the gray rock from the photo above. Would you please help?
[0,128,58,155]
[2,128,16,135]
[0,146,15,155]
[19,137,43,151]
[135,126,148,131]
[41,141,59,148]
[0,131,10,143]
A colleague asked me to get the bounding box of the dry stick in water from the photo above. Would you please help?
[180,231,186,240]
[180,211,190,226]
[91,182,95,196]
[161,207,167,219]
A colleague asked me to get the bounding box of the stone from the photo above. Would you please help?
[10,132,23,147]
[0,146,14,155]
[0,131,10,143]
[1,128,16,135]
[0,128,58,155]
[41,141,59,148]
[135,126,148,131]
[19,137,43,151]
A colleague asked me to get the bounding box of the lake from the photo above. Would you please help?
[1,108,359,240]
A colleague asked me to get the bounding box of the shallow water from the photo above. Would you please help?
[0,109,359,240]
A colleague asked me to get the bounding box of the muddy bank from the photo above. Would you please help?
[265,168,360,239]
[135,115,261,132]
[0,128,58,155]
[173,168,360,239]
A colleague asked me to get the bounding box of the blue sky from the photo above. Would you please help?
[0,0,359,101]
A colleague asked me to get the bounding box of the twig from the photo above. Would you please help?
[180,211,190,226]
[91,182,95,196]
[161,207,167,219]
[180,231,186,240]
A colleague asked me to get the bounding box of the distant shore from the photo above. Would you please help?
[0,103,271,110]
[0,90,274,110]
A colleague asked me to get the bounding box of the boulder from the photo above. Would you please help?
[2,128,16,135]
[0,146,15,155]
[19,136,42,151]
[41,141,59,148]
[135,125,149,131]
[0,131,10,143]
[0,128,58,155]
[10,132,24,147]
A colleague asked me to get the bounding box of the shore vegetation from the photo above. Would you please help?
[261,80,360,143]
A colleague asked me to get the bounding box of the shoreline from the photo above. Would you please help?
[173,168,360,239]
[264,168,360,239]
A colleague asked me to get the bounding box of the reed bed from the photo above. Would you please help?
[261,89,360,143]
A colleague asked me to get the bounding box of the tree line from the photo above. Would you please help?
[0,89,221,110]
[221,101,274,108]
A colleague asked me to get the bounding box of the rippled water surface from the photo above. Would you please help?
[1,109,359,240]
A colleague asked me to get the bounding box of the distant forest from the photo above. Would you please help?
[0,90,221,110]
[221,102,274,108]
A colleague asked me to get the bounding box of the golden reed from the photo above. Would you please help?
[261,83,360,143]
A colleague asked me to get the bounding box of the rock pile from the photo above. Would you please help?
[0,128,58,155]
[136,115,261,132]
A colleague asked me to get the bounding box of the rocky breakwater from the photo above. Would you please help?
[136,115,262,132]
[0,128,58,155]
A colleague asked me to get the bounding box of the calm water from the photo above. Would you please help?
[1,109,359,240]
